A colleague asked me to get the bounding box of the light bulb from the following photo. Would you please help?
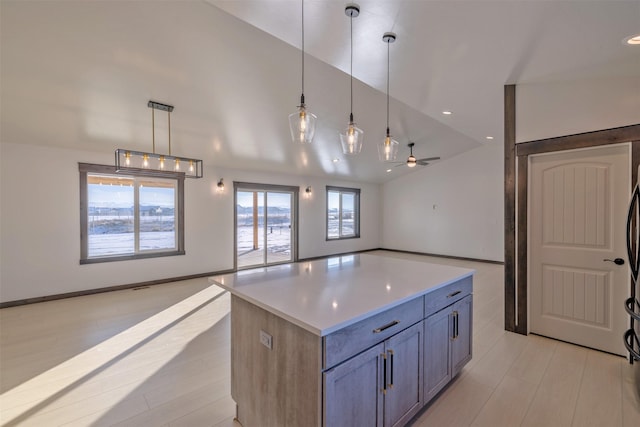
[124,151,131,166]
[299,110,306,132]
[159,156,165,170]
[379,136,394,161]
[189,160,194,173]
[142,154,149,168]
[174,158,180,171]
[348,125,355,144]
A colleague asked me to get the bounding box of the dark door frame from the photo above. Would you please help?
[504,84,640,334]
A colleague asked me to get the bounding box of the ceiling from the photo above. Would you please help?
[1,1,639,183]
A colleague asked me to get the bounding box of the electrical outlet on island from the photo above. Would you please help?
[259,330,273,350]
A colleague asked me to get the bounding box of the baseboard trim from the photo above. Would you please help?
[0,269,234,309]
[1,248,501,308]
[298,248,381,263]
[377,248,505,265]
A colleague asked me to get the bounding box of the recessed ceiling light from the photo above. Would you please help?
[486,136,494,140]
[624,34,640,45]
[386,169,392,173]
[442,111,452,115]
[332,158,340,163]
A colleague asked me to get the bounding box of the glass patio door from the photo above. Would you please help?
[235,183,297,269]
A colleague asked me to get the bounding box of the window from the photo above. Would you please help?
[79,163,184,264]
[326,186,360,240]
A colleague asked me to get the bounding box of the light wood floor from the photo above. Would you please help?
[1,250,638,426]
[236,249,291,269]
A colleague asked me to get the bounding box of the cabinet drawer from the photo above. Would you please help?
[323,297,423,369]
[424,276,472,316]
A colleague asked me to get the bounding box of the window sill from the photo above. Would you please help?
[80,250,186,265]
[326,235,360,241]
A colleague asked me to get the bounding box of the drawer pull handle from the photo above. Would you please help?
[373,320,400,334]
[447,290,462,298]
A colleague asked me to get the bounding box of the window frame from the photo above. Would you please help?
[326,185,361,240]
[79,163,185,264]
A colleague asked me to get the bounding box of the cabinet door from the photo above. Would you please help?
[324,342,384,427]
[384,321,424,427]
[451,295,473,377]
[424,306,452,403]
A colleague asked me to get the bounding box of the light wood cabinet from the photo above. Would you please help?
[323,321,423,427]
[424,294,473,402]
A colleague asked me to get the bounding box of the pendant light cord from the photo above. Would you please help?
[386,38,390,135]
[167,110,171,155]
[301,0,305,105]
[350,12,353,121]
[151,106,156,154]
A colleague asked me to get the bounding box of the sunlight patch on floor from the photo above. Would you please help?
[0,285,229,426]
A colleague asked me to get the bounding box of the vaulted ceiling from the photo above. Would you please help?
[1,1,639,183]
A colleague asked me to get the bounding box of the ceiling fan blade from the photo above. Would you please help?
[417,156,440,162]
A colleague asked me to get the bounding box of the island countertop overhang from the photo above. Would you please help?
[209,253,474,337]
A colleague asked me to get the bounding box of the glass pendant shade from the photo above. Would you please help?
[378,132,399,162]
[340,119,363,155]
[289,102,317,144]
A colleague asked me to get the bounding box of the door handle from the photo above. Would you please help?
[603,258,625,265]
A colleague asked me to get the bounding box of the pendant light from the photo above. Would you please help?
[378,32,399,162]
[289,0,317,144]
[339,3,363,155]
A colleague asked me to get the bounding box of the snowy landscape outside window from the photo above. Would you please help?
[326,186,360,240]
[79,163,185,264]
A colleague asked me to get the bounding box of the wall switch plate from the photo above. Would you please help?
[260,330,272,350]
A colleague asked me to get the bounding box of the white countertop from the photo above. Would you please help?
[209,253,474,337]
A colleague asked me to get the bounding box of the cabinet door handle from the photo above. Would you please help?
[453,311,459,339]
[447,290,461,298]
[381,352,387,395]
[456,311,460,339]
[373,320,399,334]
[451,311,457,340]
[388,349,394,389]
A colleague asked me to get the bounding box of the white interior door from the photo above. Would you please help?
[529,144,630,356]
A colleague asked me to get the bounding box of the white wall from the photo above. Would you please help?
[381,142,504,262]
[0,142,380,303]
[516,76,640,143]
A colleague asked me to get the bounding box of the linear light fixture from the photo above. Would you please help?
[115,101,203,178]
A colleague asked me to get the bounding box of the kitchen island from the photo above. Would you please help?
[209,253,474,427]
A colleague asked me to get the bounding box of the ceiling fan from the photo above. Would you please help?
[396,142,440,168]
